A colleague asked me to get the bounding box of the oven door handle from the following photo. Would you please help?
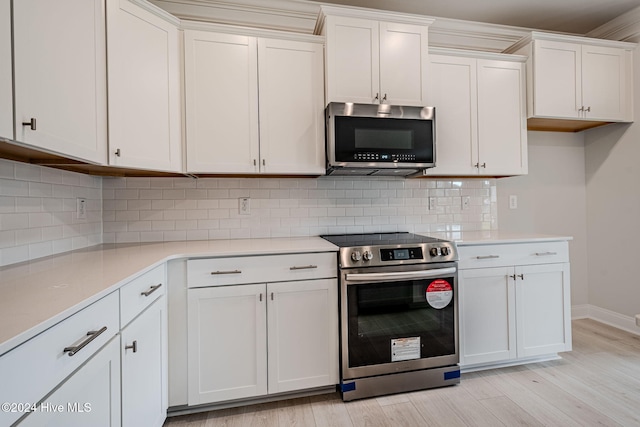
[345,267,457,283]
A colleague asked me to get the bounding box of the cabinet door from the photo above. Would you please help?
[424,55,478,176]
[0,0,11,139]
[13,0,107,164]
[532,39,581,119]
[121,297,167,427]
[325,16,379,104]
[184,31,259,174]
[267,279,338,393]
[257,38,325,175]
[477,59,527,176]
[379,22,428,107]
[107,0,182,172]
[515,263,572,358]
[187,284,267,405]
[459,267,516,366]
[582,45,630,121]
[20,338,121,427]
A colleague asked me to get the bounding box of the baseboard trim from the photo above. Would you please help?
[572,304,640,336]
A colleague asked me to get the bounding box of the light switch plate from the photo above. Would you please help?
[509,195,518,210]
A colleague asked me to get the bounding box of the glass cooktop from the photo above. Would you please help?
[320,232,448,248]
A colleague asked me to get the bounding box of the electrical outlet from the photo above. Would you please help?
[239,197,251,215]
[76,198,87,220]
[429,197,436,210]
[509,195,518,210]
[462,196,471,211]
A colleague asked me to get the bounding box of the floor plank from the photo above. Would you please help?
[164,319,640,427]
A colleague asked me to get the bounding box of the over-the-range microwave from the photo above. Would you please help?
[325,102,436,176]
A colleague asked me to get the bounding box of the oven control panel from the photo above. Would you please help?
[380,247,423,261]
[340,243,458,268]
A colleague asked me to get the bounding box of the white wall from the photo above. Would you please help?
[584,49,640,319]
[497,131,588,306]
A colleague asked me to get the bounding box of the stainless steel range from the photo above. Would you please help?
[320,232,460,401]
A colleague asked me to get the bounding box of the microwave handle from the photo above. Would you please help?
[345,267,457,283]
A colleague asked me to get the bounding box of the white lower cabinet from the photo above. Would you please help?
[121,296,168,427]
[20,337,121,427]
[187,275,338,406]
[458,242,572,369]
[119,265,168,427]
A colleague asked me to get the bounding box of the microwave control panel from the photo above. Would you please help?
[353,153,417,162]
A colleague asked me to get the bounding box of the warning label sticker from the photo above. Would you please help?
[426,279,453,309]
[391,337,421,362]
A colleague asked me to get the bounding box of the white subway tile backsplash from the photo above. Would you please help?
[1,157,498,266]
[0,158,105,266]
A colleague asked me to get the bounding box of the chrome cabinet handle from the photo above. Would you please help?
[63,326,107,356]
[289,265,318,270]
[509,274,525,280]
[253,159,256,166]
[271,292,274,301]
[382,93,387,101]
[374,93,379,101]
[211,270,242,275]
[518,274,524,280]
[476,255,499,259]
[585,106,591,112]
[535,252,557,257]
[474,163,487,168]
[125,340,138,353]
[262,159,265,166]
[259,293,263,302]
[509,274,516,280]
[140,283,162,297]
[22,118,36,130]
[578,106,584,112]
[115,148,121,157]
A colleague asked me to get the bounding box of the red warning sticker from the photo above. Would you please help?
[426,279,453,309]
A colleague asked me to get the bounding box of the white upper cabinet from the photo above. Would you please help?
[425,50,527,176]
[0,0,11,139]
[106,0,182,173]
[184,27,324,175]
[184,31,260,174]
[318,6,432,107]
[257,38,325,175]
[12,0,107,164]
[505,32,635,131]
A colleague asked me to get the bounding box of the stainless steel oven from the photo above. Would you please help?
[321,232,460,401]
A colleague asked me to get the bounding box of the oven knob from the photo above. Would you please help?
[441,246,450,256]
[430,247,440,257]
[363,251,373,261]
[351,251,362,261]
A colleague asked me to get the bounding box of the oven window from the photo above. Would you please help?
[347,277,455,368]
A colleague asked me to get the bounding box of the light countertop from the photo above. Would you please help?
[0,237,338,356]
[0,231,572,356]
[426,231,573,245]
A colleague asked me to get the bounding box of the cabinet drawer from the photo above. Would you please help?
[458,241,569,269]
[120,264,166,327]
[187,252,337,288]
[0,291,119,426]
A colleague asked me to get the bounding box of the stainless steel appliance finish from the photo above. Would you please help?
[321,232,460,401]
[325,102,436,176]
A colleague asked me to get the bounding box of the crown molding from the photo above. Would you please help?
[149,0,319,33]
[587,5,640,43]
[149,0,636,52]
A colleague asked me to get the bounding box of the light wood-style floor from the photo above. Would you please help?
[164,319,640,426]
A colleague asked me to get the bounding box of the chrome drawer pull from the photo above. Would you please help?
[63,326,108,357]
[476,255,499,260]
[211,270,242,275]
[140,283,162,297]
[125,340,138,353]
[289,265,318,271]
[535,252,558,256]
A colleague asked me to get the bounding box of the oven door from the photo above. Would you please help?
[340,262,458,380]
